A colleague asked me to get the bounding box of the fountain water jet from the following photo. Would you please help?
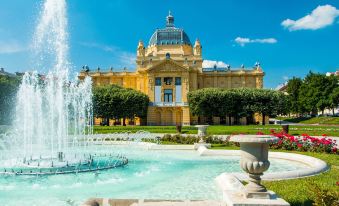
[0,0,127,175]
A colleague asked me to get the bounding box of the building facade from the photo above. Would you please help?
[79,13,264,126]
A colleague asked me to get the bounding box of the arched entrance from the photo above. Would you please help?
[163,110,173,125]
[155,111,161,125]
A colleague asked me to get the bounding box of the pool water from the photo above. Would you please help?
[0,145,309,205]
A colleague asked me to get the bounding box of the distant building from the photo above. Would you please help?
[79,13,265,126]
[275,82,288,94]
[326,70,339,77]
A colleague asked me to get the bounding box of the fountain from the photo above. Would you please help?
[0,0,127,175]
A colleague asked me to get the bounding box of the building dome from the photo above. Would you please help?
[148,12,192,46]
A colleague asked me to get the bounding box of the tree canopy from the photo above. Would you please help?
[0,75,21,125]
[288,72,338,115]
[92,85,149,125]
[188,88,289,125]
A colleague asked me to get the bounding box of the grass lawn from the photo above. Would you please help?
[277,116,339,125]
[210,145,339,206]
[94,125,339,136]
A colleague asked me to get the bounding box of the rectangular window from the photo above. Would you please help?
[175,77,181,85]
[175,85,182,102]
[164,77,172,85]
[155,86,161,102]
[164,89,173,102]
[155,77,161,86]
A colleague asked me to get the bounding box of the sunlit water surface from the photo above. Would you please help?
[0,145,310,206]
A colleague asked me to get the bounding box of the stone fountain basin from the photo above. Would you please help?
[197,146,329,180]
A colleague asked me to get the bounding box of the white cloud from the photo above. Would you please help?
[234,37,277,46]
[282,5,339,31]
[118,52,135,68]
[202,60,228,68]
[80,42,135,68]
[283,76,289,81]
[0,40,27,54]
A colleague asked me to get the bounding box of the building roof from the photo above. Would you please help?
[326,70,339,76]
[148,12,192,46]
[275,82,288,91]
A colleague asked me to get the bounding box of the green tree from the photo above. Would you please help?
[187,88,223,118]
[188,88,289,125]
[275,92,290,116]
[286,77,302,115]
[299,72,337,115]
[92,85,149,126]
[0,75,21,125]
[329,86,339,115]
[326,75,339,115]
[229,88,253,125]
[249,89,274,125]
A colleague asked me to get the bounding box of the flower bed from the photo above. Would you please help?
[256,130,338,154]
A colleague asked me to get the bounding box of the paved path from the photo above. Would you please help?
[269,118,339,127]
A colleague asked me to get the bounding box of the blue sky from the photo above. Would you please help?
[0,0,338,88]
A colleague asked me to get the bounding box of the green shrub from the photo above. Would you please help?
[160,134,233,145]
[308,182,339,206]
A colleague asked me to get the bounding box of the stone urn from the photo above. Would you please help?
[231,135,278,199]
[195,125,209,143]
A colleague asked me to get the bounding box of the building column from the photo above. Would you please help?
[182,107,190,126]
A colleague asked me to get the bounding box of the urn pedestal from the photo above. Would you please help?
[195,125,209,143]
[231,135,278,199]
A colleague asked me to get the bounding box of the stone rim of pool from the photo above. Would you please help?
[85,140,328,180]
[77,142,328,206]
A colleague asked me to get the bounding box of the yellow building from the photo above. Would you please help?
[79,13,264,126]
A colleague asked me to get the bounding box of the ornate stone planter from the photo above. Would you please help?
[195,125,209,143]
[231,135,278,199]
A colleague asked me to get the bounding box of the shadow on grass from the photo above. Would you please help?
[290,199,314,206]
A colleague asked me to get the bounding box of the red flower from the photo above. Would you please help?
[332,148,337,153]
[256,131,264,135]
[322,134,327,137]
[297,144,303,148]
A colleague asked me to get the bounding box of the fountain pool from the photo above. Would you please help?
[0,0,323,205]
[0,144,311,206]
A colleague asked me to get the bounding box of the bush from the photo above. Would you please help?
[308,182,339,206]
[161,134,231,145]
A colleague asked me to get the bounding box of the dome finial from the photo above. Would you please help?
[166,11,174,27]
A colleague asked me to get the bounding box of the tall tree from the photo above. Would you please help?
[286,77,302,115]
[326,75,339,115]
[329,87,339,115]
[299,72,336,115]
